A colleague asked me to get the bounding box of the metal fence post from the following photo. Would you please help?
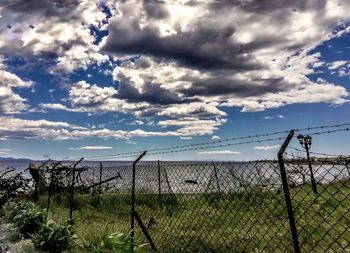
[212,161,221,194]
[346,161,350,179]
[131,151,147,251]
[305,144,318,194]
[47,169,54,212]
[70,158,83,221]
[99,162,103,196]
[158,160,161,203]
[69,167,75,221]
[278,130,300,253]
[48,162,61,212]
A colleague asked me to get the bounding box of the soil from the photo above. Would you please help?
[0,217,17,253]
[0,216,35,253]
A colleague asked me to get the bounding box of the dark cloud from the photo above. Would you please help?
[116,74,199,105]
[101,0,331,72]
[143,0,169,19]
[135,107,162,118]
[209,0,327,13]
[1,0,79,24]
[177,77,287,97]
[0,130,37,140]
[102,19,259,71]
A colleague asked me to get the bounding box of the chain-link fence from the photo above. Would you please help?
[55,151,348,252]
[132,160,291,252]
[283,152,350,252]
[2,126,349,252]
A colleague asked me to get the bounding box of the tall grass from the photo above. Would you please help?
[37,180,350,252]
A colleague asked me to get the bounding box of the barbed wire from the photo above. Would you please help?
[147,136,286,156]
[287,146,344,157]
[71,124,350,161]
[305,127,350,136]
[85,136,287,160]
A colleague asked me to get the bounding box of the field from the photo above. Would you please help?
[36,179,350,252]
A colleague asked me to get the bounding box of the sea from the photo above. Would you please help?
[1,160,348,194]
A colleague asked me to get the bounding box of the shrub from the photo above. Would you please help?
[32,219,73,252]
[8,201,47,237]
[83,230,146,252]
[89,194,102,208]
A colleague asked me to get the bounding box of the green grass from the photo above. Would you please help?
[36,180,350,252]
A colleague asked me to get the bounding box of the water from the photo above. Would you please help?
[1,160,348,194]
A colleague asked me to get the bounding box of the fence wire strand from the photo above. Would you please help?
[69,123,350,160]
[2,124,350,252]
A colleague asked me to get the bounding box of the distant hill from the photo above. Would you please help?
[0,157,33,162]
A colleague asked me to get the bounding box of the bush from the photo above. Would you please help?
[83,230,146,252]
[89,194,102,208]
[8,201,47,237]
[32,219,73,252]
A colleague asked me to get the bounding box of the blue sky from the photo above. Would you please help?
[0,0,350,161]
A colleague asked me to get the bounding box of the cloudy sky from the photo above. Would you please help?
[0,0,349,160]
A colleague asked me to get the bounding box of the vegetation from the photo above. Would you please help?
[83,229,146,253]
[1,159,349,252]
[33,180,350,252]
[3,199,146,252]
[8,201,47,237]
[5,201,73,252]
[32,220,73,252]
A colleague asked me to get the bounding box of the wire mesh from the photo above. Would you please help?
[284,151,350,252]
[44,153,350,252]
[69,162,135,238]
[131,161,293,252]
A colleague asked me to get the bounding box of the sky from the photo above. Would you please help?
[0,0,350,161]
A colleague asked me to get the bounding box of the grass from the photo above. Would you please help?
[36,180,350,252]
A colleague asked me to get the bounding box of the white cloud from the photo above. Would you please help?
[325,60,350,77]
[338,67,350,77]
[40,103,76,112]
[134,120,144,125]
[158,118,227,136]
[328,61,348,70]
[180,136,192,140]
[0,116,85,140]
[0,148,11,154]
[0,68,34,114]
[0,0,110,73]
[41,80,228,136]
[211,135,220,140]
[126,139,136,145]
[1,0,350,142]
[222,81,348,112]
[102,1,350,115]
[157,102,226,119]
[69,146,113,150]
[0,116,224,141]
[265,115,285,120]
[0,70,32,88]
[197,150,241,155]
[254,145,280,151]
[41,80,150,114]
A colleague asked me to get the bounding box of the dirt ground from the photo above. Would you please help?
[0,217,35,253]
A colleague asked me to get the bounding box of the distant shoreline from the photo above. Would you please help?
[0,157,33,162]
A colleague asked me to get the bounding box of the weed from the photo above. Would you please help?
[8,201,47,237]
[83,229,146,253]
[32,219,73,252]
